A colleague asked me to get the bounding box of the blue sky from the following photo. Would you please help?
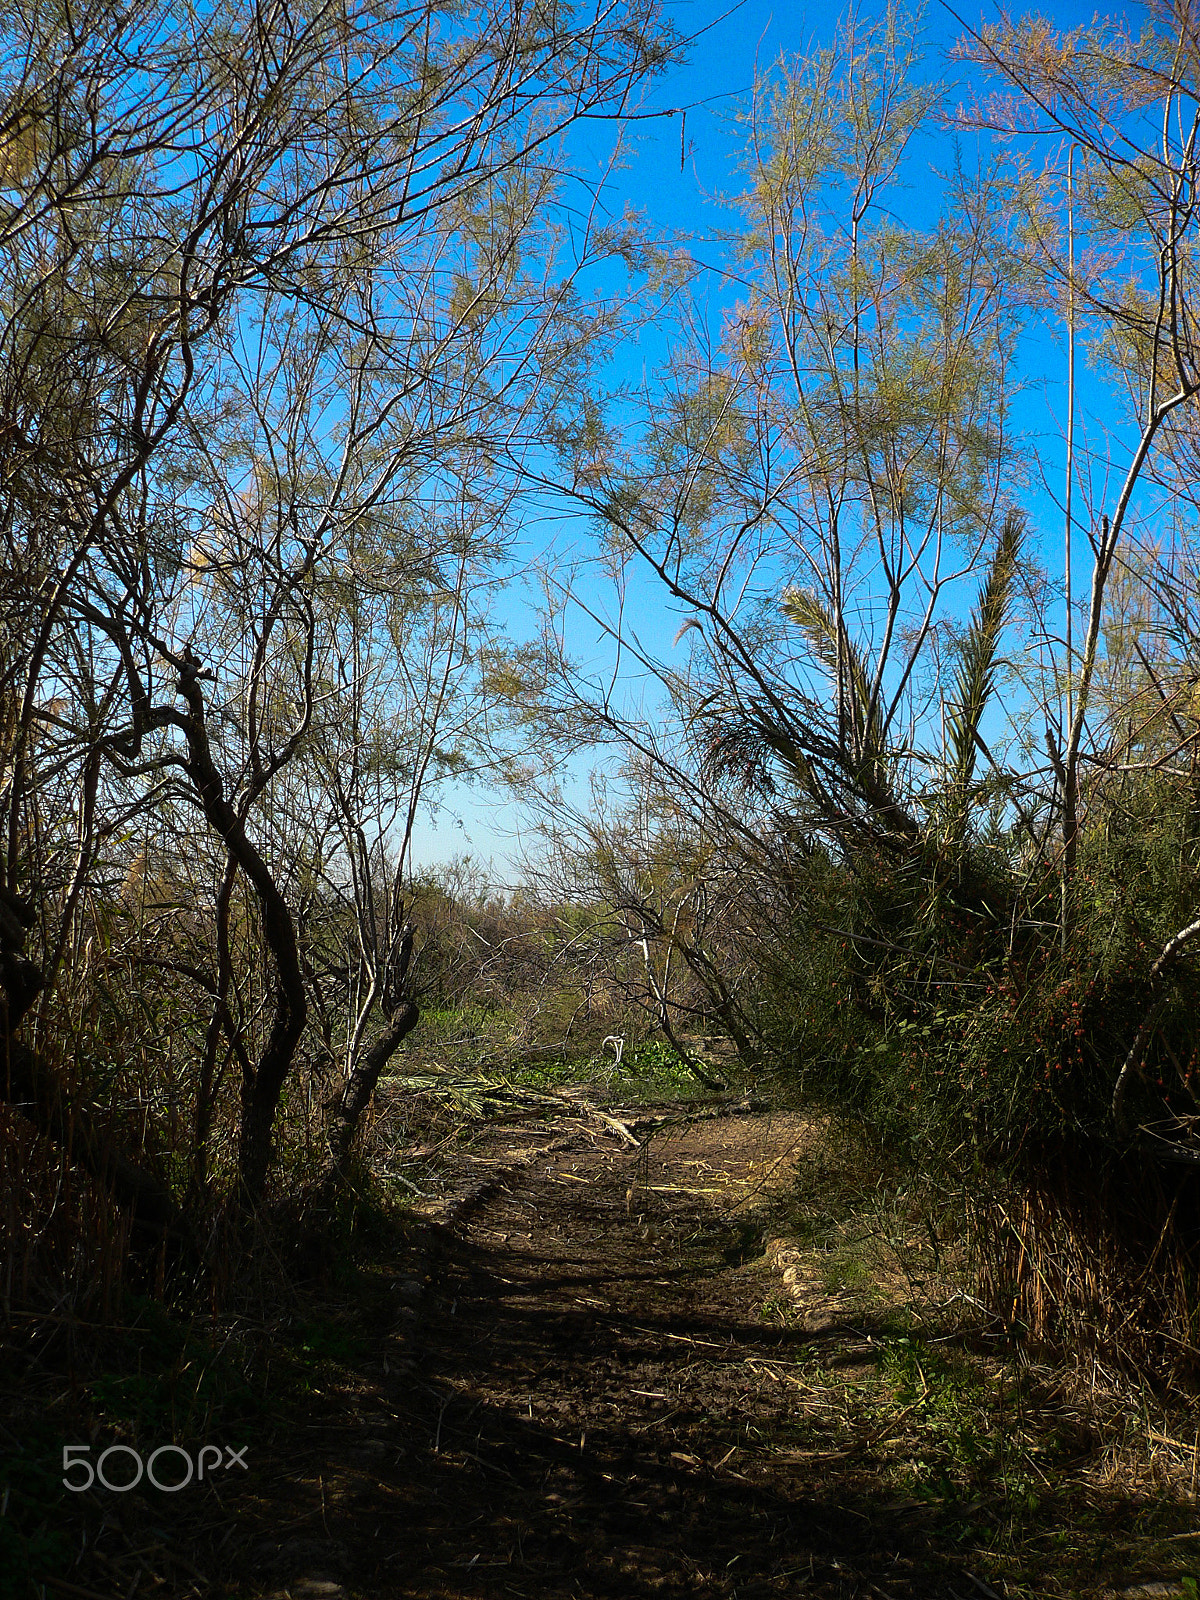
[406,0,1153,885]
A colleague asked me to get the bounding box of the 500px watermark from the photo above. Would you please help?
[62,1444,248,1493]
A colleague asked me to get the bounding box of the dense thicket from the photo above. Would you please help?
[0,0,678,1285]
[523,7,1200,1378]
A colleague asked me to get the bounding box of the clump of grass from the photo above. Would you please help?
[0,1415,74,1600]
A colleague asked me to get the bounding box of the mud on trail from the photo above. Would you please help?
[226,1107,989,1600]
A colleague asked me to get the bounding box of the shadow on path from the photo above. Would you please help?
[250,1120,982,1599]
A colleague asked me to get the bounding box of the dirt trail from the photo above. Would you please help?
[238,1109,977,1600]
[18,1101,1198,1600]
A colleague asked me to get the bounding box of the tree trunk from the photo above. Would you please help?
[324,1000,420,1188]
[174,657,307,1205]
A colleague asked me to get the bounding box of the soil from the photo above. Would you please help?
[13,1098,1199,1600]
[183,1105,981,1599]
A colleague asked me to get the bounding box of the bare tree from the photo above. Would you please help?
[0,0,680,1208]
[506,11,1030,1065]
[516,2,1200,1149]
[953,2,1200,910]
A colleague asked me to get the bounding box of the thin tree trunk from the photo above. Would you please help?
[174,657,307,1204]
[324,1000,420,1186]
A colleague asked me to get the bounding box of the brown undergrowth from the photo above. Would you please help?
[970,1150,1200,1393]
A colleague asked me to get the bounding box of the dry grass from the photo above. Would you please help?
[741,1117,1200,1598]
[0,1107,133,1323]
[971,1156,1200,1393]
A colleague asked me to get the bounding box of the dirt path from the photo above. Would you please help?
[238,1109,980,1600]
[29,1103,1193,1600]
